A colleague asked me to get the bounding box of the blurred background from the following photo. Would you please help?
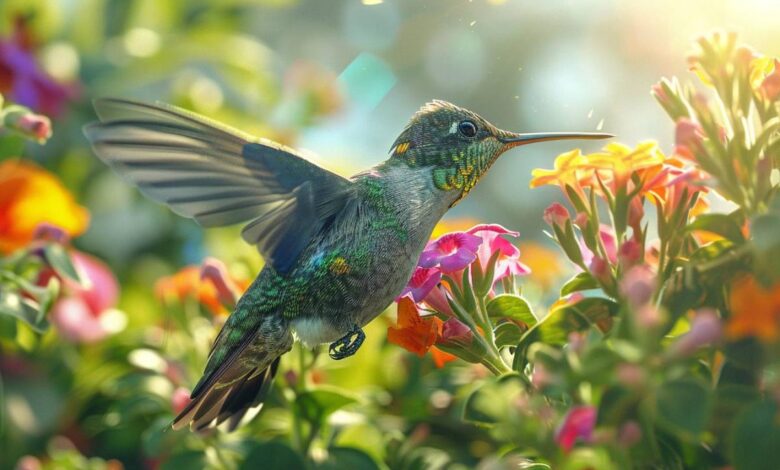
[1,0,780,468]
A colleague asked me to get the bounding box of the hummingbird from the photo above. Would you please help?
[84,98,610,431]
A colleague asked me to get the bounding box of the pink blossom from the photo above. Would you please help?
[669,309,723,357]
[674,118,704,153]
[440,317,471,341]
[200,257,241,308]
[589,256,611,284]
[50,251,122,343]
[555,406,597,452]
[467,224,530,280]
[419,232,482,273]
[423,284,455,317]
[15,113,52,142]
[620,265,656,308]
[398,266,442,303]
[579,225,618,267]
[618,238,643,267]
[543,203,570,227]
[171,387,192,414]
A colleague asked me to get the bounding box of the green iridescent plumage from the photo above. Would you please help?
[84,98,610,431]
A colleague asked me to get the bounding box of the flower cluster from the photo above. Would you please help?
[388,224,530,374]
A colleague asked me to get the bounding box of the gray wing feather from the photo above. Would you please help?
[84,98,354,272]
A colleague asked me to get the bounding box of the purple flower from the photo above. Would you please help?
[0,17,75,116]
[555,405,597,452]
[468,224,530,280]
[398,266,442,303]
[419,232,482,272]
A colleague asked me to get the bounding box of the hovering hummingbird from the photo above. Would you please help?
[84,98,610,431]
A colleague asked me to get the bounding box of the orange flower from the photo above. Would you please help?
[387,295,442,356]
[430,347,457,368]
[726,275,780,342]
[155,262,250,316]
[0,160,88,253]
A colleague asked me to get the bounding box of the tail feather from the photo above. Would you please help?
[172,358,281,432]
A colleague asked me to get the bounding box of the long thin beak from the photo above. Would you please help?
[499,131,613,149]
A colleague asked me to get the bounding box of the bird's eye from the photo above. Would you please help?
[458,120,478,138]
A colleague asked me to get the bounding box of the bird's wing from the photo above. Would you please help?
[84,98,354,273]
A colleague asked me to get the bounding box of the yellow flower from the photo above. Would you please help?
[529,149,587,189]
[726,275,780,343]
[0,160,89,253]
[579,141,665,189]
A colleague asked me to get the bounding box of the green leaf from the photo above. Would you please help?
[486,294,536,326]
[161,451,207,470]
[316,447,380,470]
[579,345,621,385]
[687,213,746,244]
[0,290,49,333]
[560,272,599,296]
[0,134,24,159]
[731,400,780,470]
[43,244,82,283]
[463,374,525,425]
[241,441,305,470]
[752,209,780,282]
[654,378,712,440]
[552,219,585,266]
[494,321,524,348]
[521,297,617,347]
[295,387,358,427]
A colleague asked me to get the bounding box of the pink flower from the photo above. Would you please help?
[50,251,123,343]
[419,231,482,272]
[618,238,643,267]
[620,265,656,308]
[669,308,723,357]
[555,406,597,452]
[440,317,471,341]
[171,387,192,415]
[423,284,455,317]
[398,266,442,303]
[674,118,705,157]
[200,257,241,309]
[543,203,570,227]
[589,256,611,284]
[467,224,530,280]
[579,225,618,267]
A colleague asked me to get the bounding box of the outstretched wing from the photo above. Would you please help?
[84,98,354,273]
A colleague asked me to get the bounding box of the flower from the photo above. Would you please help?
[2,108,52,143]
[171,387,192,415]
[397,266,441,303]
[669,309,722,357]
[431,217,482,239]
[419,231,482,272]
[422,284,455,317]
[579,224,618,267]
[529,148,587,191]
[517,242,563,290]
[387,295,442,356]
[619,265,656,308]
[555,406,597,452]
[674,118,705,160]
[50,251,124,343]
[155,259,250,316]
[0,17,75,116]
[0,160,89,254]
[430,348,457,368]
[467,224,530,280]
[543,202,570,227]
[726,275,780,342]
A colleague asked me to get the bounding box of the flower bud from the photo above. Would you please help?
[761,60,780,101]
[171,387,192,414]
[589,256,611,285]
[3,108,52,143]
[620,265,656,308]
[543,202,570,227]
[674,118,704,155]
[669,308,722,357]
[200,257,240,309]
[555,406,597,453]
[618,238,643,268]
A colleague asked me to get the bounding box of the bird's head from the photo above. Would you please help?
[389,100,611,205]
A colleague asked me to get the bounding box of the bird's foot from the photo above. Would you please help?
[329,325,365,360]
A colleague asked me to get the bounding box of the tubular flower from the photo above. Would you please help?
[468,224,530,280]
[155,259,250,316]
[726,275,780,343]
[529,148,588,192]
[555,406,597,453]
[578,141,666,190]
[397,266,442,303]
[419,231,482,272]
[49,251,124,343]
[387,295,442,357]
[0,160,89,254]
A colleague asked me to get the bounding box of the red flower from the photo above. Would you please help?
[555,406,597,452]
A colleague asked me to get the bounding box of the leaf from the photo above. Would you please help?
[494,321,524,348]
[294,387,358,427]
[161,451,207,470]
[463,374,525,425]
[0,134,25,159]
[0,290,49,333]
[240,441,305,470]
[316,447,380,470]
[687,213,746,244]
[731,400,780,470]
[521,297,618,347]
[751,209,780,282]
[654,378,712,440]
[560,272,599,296]
[487,294,536,327]
[42,244,82,283]
[552,220,584,266]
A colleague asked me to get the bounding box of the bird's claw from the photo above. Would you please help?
[329,325,365,360]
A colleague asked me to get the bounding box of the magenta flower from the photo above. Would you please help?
[543,202,570,227]
[467,224,530,280]
[50,250,124,343]
[555,405,597,452]
[669,308,722,357]
[579,224,618,267]
[0,17,75,116]
[398,266,442,303]
[419,232,482,272]
[441,317,471,341]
